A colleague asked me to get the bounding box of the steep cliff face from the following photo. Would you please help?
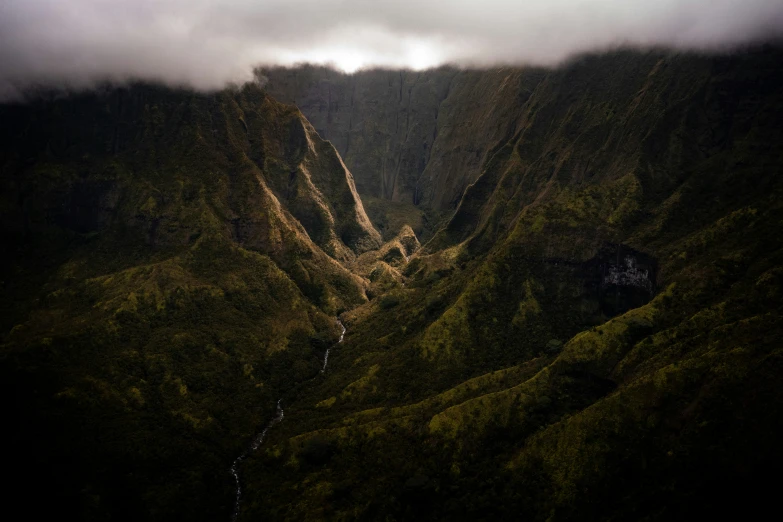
[429,48,783,253]
[261,66,454,204]
[264,48,779,223]
[262,66,545,209]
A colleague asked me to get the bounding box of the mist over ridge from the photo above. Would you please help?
[2,0,783,100]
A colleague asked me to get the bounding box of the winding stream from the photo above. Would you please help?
[230,318,345,520]
[230,399,284,522]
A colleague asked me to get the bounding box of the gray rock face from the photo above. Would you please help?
[261,66,545,210]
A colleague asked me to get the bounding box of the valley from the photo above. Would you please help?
[2,45,783,521]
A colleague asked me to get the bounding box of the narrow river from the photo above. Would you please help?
[322,319,346,373]
[230,318,345,521]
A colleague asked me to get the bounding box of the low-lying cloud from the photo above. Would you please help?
[2,0,782,100]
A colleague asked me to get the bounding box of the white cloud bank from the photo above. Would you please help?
[1,0,782,99]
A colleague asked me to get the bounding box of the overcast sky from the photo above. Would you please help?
[1,0,782,99]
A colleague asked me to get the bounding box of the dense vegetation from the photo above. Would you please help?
[2,45,783,521]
